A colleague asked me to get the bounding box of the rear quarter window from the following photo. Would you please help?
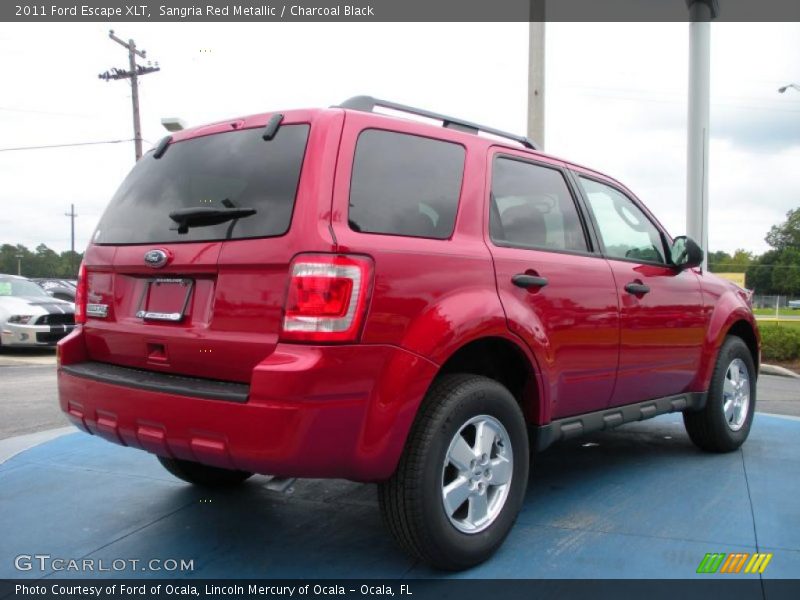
[348,129,466,240]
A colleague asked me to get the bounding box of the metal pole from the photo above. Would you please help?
[527,21,546,149]
[70,203,75,257]
[128,39,143,161]
[65,204,78,276]
[686,0,715,271]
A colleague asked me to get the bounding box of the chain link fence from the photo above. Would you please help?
[752,295,800,311]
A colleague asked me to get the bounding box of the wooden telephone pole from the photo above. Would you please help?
[98,30,160,161]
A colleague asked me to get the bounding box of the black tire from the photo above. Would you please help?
[157,456,253,487]
[683,336,757,453]
[378,374,529,571]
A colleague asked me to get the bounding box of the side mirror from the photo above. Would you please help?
[671,235,704,269]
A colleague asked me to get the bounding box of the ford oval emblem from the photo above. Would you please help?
[144,249,169,269]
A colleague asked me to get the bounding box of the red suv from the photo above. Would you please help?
[58,96,759,570]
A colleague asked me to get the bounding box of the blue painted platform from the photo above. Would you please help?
[1,413,798,581]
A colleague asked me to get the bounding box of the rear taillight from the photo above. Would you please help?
[74,261,87,325]
[281,254,373,343]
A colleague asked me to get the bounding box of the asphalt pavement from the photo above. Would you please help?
[0,363,67,439]
[758,372,800,417]
[0,350,797,440]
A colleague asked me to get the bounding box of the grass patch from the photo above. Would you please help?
[756,318,800,330]
[753,307,800,317]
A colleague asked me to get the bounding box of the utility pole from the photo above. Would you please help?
[527,21,546,149]
[527,1,546,149]
[98,30,160,161]
[65,204,77,276]
[686,0,718,271]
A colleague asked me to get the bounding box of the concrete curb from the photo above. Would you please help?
[758,412,800,422]
[0,426,77,465]
[760,363,800,379]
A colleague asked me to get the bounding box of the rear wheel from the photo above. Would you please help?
[378,374,529,570]
[683,336,756,452]
[157,456,253,487]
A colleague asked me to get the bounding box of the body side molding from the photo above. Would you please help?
[534,392,707,452]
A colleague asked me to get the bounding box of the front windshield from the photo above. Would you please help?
[0,277,50,298]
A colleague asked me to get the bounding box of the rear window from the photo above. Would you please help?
[93,124,310,244]
[348,129,465,239]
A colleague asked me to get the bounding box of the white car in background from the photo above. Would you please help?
[0,274,75,348]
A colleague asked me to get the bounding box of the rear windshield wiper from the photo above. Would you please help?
[169,206,257,234]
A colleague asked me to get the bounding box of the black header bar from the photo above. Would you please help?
[4,0,800,22]
[2,579,799,600]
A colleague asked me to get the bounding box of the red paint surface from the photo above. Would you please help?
[59,106,759,481]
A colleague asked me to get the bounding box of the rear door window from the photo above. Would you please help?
[490,157,588,252]
[93,124,310,244]
[348,130,465,239]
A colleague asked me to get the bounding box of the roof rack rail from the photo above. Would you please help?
[338,95,538,150]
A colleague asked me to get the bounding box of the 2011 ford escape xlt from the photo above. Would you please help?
[58,96,760,570]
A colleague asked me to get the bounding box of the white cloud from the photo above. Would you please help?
[0,21,797,256]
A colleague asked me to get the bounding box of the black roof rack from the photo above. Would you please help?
[338,95,538,151]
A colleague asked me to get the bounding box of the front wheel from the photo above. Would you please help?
[378,374,529,570]
[683,336,756,452]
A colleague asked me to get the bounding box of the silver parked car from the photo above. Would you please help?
[31,278,77,302]
[0,274,75,348]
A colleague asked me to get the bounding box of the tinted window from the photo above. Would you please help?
[93,125,310,244]
[579,177,666,263]
[349,130,465,239]
[490,158,588,252]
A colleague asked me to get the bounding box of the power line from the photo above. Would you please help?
[0,139,137,152]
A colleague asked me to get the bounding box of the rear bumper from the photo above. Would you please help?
[57,330,438,481]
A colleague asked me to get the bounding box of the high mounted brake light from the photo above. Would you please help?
[281,254,373,343]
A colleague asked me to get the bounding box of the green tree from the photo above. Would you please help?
[766,208,800,251]
[744,208,800,294]
[0,243,82,278]
[771,247,800,296]
[746,249,779,292]
[709,249,752,273]
[707,250,732,272]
